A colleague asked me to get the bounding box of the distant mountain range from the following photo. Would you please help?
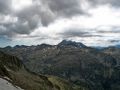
[3,40,120,49]
[0,40,120,90]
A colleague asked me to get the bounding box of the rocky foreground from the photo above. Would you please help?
[0,78,23,90]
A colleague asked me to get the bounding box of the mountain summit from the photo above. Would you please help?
[58,40,87,48]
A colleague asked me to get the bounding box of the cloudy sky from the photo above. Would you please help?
[0,0,120,47]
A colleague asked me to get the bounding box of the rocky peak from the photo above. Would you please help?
[58,40,87,48]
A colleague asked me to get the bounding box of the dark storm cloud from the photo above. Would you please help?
[98,31,120,33]
[14,0,85,29]
[0,3,54,37]
[0,0,86,38]
[88,0,120,7]
[15,4,55,26]
[109,40,120,43]
[61,30,87,37]
[0,0,12,14]
[41,0,85,17]
[59,29,102,38]
[96,26,120,33]
[0,19,38,38]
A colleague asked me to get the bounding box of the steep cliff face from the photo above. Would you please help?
[0,51,80,90]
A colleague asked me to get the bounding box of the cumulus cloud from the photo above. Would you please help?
[0,0,120,47]
[0,0,85,38]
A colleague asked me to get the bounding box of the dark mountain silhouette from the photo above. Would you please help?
[58,40,87,48]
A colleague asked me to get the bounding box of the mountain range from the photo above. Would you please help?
[0,50,80,90]
[0,40,120,90]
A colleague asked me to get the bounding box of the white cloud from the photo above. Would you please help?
[1,0,120,47]
[12,0,32,10]
[0,14,18,24]
[19,4,120,46]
